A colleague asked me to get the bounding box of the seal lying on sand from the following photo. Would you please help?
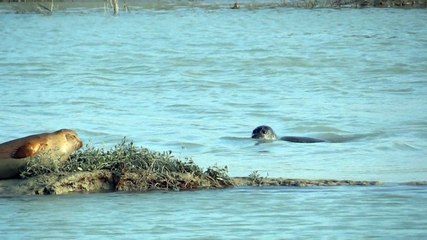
[0,129,83,179]
[252,125,325,143]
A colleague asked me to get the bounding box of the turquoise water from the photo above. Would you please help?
[1,3,427,238]
[1,186,427,239]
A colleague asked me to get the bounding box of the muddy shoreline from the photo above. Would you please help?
[0,139,425,196]
[0,170,385,196]
[1,171,426,196]
[0,0,426,15]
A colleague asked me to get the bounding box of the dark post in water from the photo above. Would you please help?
[111,0,119,15]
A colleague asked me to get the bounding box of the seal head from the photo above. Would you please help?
[252,125,278,141]
[0,129,83,179]
[252,125,325,143]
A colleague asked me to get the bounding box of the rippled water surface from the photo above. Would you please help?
[1,185,427,239]
[1,3,427,238]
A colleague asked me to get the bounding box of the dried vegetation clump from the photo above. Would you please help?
[18,139,233,195]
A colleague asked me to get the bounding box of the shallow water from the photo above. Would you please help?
[0,3,427,238]
[1,6,426,181]
[1,185,426,239]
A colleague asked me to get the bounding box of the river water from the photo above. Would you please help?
[0,2,426,239]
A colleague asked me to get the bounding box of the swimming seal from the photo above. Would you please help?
[252,125,325,143]
[0,129,83,179]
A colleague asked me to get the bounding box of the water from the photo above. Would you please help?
[1,3,427,238]
[1,185,426,239]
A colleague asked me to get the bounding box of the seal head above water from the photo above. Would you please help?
[252,125,279,141]
[0,129,83,179]
[252,125,325,143]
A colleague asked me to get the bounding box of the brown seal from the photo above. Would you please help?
[0,129,83,179]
